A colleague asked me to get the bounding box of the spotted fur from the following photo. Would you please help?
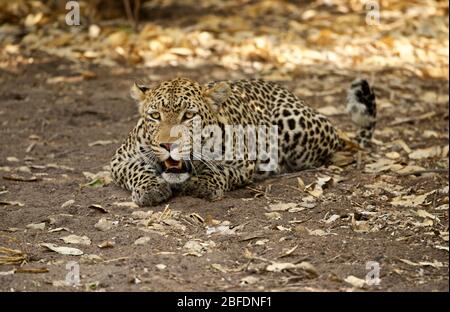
[111,77,376,206]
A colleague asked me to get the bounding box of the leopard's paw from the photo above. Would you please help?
[181,179,224,201]
[131,184,172,207]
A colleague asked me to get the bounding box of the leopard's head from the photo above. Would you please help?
[130,77,230,184]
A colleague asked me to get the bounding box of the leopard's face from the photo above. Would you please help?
[130,77,230,184]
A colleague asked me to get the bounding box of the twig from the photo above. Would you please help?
[103,257,129,264]
[15,267,49,274]
[123,0,133,28]
[395,169,449,176]
[123,0,141,32]
[133,0,141,32]
[390,112,436,126]
[264,168,323,183]
[288,217,312,224]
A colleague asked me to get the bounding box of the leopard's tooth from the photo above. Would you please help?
[177,161,182,169]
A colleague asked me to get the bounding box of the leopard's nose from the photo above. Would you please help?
[159,143,172,152]
[159,143,178,152]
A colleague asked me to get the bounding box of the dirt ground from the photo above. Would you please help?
[0,0,449,292]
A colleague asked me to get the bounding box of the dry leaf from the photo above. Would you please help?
[409,146,447,159]
[305,176,333,197]
[266,261,317,276]
[279,244,299,258]
[131,210,153,219]
[206,225,236,235]
[394,165,426,174]
[399,258,444,268]
[88,140,114,147]
[89,204,108,213]
[40,243,83,256]
[0,270,15,276]
[264,212,282,220]
[385,152,401,159]
[61,199,75,208]
[435,246,449,252]
[48,227,67,233]
[134,237,151,245]
[344,275,366,288]
[82,171,112,187]
[297,177,305,190]
[364,159,402,173]
[94,218,114,231]
[60,235,91,246]
[26,222,45,230]
[113,201,139,209]
[266,262,297,272]
[331,151,355,167]
[162,218,186,231]
[155,263,167,270]
[3,174,39,182]
[80,254,103,264]
[268,202,298,211]
[391,194,429,207]
[351,214,370,233]
[183,240,215,257]
[255,239,269,246]
[324,214,340,224]
[189,213,205,224]
[415,209,440,221]
[211,263,228,273]
[305,228,337,236]
[97,241,115,249]
[0,201,24,207]
[240,276,259,285]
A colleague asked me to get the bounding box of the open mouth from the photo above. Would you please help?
[163,157,190,174]
[161,157,191,184]
[164,158,183,172]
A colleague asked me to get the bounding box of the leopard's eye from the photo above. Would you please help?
[148,112,160,120]
[183,111,195,120]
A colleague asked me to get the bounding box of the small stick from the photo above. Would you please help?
[390,111,436,126]
[395,169,449,176]
[133,0,141,32]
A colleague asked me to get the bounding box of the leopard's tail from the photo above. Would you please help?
[345,79,377,148]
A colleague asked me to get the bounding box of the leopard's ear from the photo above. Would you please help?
[130,82,150,102]
[204,82,230,112]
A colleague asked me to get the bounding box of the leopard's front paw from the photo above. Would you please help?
[181,178,224,201]
[132,184,172,207]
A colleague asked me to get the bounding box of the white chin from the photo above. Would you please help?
[161,172,190,184]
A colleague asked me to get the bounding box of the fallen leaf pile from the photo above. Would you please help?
[0,0,447,82]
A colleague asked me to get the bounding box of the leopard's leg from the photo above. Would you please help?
[110,128,172,207]
[111,152,172,206]
[180,160,255,201]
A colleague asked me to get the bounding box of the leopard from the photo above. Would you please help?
[110,77,376,207]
